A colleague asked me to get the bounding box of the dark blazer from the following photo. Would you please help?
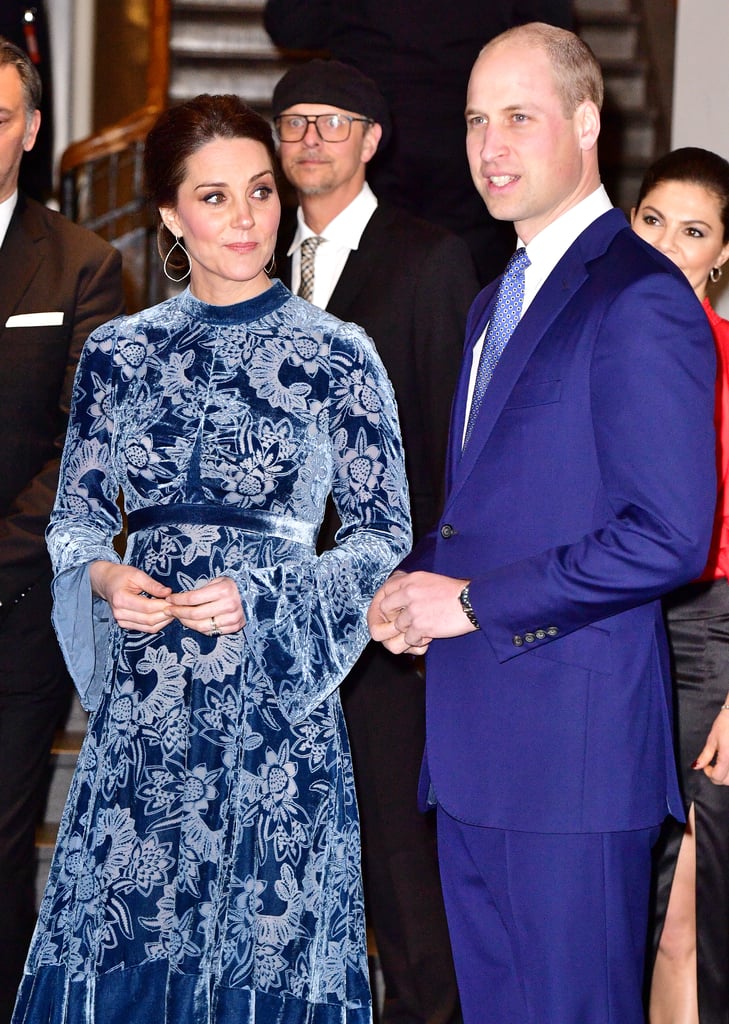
[0,192,125,622]
[277,202,479,540]
[277,200,478,1022]
[403,208,717,834]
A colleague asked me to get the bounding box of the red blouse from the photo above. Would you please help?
[698,296,729,580]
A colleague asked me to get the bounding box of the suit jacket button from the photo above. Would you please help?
[440,523,456,539]
[524,632,536,643]
[547,626,559,637]
[512,634,524,647]
[535,629,546,640]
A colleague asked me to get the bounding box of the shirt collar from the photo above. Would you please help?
[520,185,613,309]
[289,182,378,255]
[0,190,19,249]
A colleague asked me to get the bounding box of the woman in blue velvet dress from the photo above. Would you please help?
[12,95,410,1024]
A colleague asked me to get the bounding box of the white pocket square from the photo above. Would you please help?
[6,311,64,327]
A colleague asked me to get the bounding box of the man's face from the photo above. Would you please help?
[277,103,380,201]
[0,63,39,203]
[465,40,598,244]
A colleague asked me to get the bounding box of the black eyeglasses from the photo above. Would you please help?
[274,113,374,143]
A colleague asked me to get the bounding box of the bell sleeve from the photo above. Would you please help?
[233,320,411,724]
[46,320,124,711]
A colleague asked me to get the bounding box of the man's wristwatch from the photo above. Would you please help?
[458,583,480,630]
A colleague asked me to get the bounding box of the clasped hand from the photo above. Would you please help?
[89,561,246,636]
[692,704,729,786]
[367,570,474,655]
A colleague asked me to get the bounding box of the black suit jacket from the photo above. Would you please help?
[0,192,125,628]
[277,202,479,540]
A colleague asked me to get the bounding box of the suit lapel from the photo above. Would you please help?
[326,206,389,319]
[0,195,45,333]
[446,213,624,507]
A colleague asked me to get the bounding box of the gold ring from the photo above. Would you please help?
[210,616,221,637]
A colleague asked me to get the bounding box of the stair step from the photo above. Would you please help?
[173,0,266,11]
[169,62,285,108]
[578,19,640,62]
[36,822,59,849]
[574,0,633,14]
[600,107,659,161]
[602,59,650,111]
[51,728,85,759]
[170,18,279,60]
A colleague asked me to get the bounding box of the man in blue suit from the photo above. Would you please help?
[368,22,717,1024]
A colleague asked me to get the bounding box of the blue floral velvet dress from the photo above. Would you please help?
[12,280,410,1024]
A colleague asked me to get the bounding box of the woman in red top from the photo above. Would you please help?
[633,147,729,1024]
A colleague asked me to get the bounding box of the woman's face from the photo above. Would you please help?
[161,136,280,305]
[631,179,729,302]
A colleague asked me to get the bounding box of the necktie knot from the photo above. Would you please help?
[464,246,530,447]
[298,235,324,302]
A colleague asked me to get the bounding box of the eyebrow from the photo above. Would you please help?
[640,204,713,229]
[193,169,274,191]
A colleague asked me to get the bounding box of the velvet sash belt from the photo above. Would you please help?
[126,503,317,547]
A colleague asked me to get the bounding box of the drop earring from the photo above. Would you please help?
[163,235,191,282]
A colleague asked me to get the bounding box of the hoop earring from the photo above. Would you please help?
[163,235,191,282]
[265,254,276,277]
[710,265,723,284]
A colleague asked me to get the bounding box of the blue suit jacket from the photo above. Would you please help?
[403,208,717,834]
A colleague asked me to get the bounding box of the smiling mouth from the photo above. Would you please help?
[488,175,519,187]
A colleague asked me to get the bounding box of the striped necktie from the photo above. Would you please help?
[297,236,324,302]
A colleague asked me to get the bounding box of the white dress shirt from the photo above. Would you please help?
[288,183,379,310]
[463,185,613,438]
[0,191,19,249]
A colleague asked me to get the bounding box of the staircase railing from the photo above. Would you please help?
[59,0,171,313]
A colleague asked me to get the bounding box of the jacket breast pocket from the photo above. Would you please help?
[503,378,562,410]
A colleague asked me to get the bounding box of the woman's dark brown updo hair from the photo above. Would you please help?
[144,94,277,274]
[636,147,729,245]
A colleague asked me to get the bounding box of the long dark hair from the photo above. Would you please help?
[635,147,729,244]
[144,94,277,272]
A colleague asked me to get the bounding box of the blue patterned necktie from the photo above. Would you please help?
[464,246,531,447]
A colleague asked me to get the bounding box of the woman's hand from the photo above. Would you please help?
[89,560,174,632]
[693,701,729,785]
[167,576,246,637]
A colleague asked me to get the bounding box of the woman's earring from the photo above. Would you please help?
[265,254,276,277]
[163,235,191,282]
[710,265,723,284]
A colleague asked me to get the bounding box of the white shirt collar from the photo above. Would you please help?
[289,181,378,255]
[520,184,613,313]
[0,190,19,249]
[288,183,378,308]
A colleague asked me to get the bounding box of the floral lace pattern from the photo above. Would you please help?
[15,282,410,1024]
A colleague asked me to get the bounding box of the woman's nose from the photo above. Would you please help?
[231,201,254,228]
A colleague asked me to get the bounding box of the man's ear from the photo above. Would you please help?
[23,109,41,153]
[575,100,600,153]
[361,121,383,165]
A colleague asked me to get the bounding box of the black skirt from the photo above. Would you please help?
[647,579,729,1024]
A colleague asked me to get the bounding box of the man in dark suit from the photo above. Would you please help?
[272,59,479,1024]
[0,39,124,1021]
[368,23,717,1024]
[264,0,572,285]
